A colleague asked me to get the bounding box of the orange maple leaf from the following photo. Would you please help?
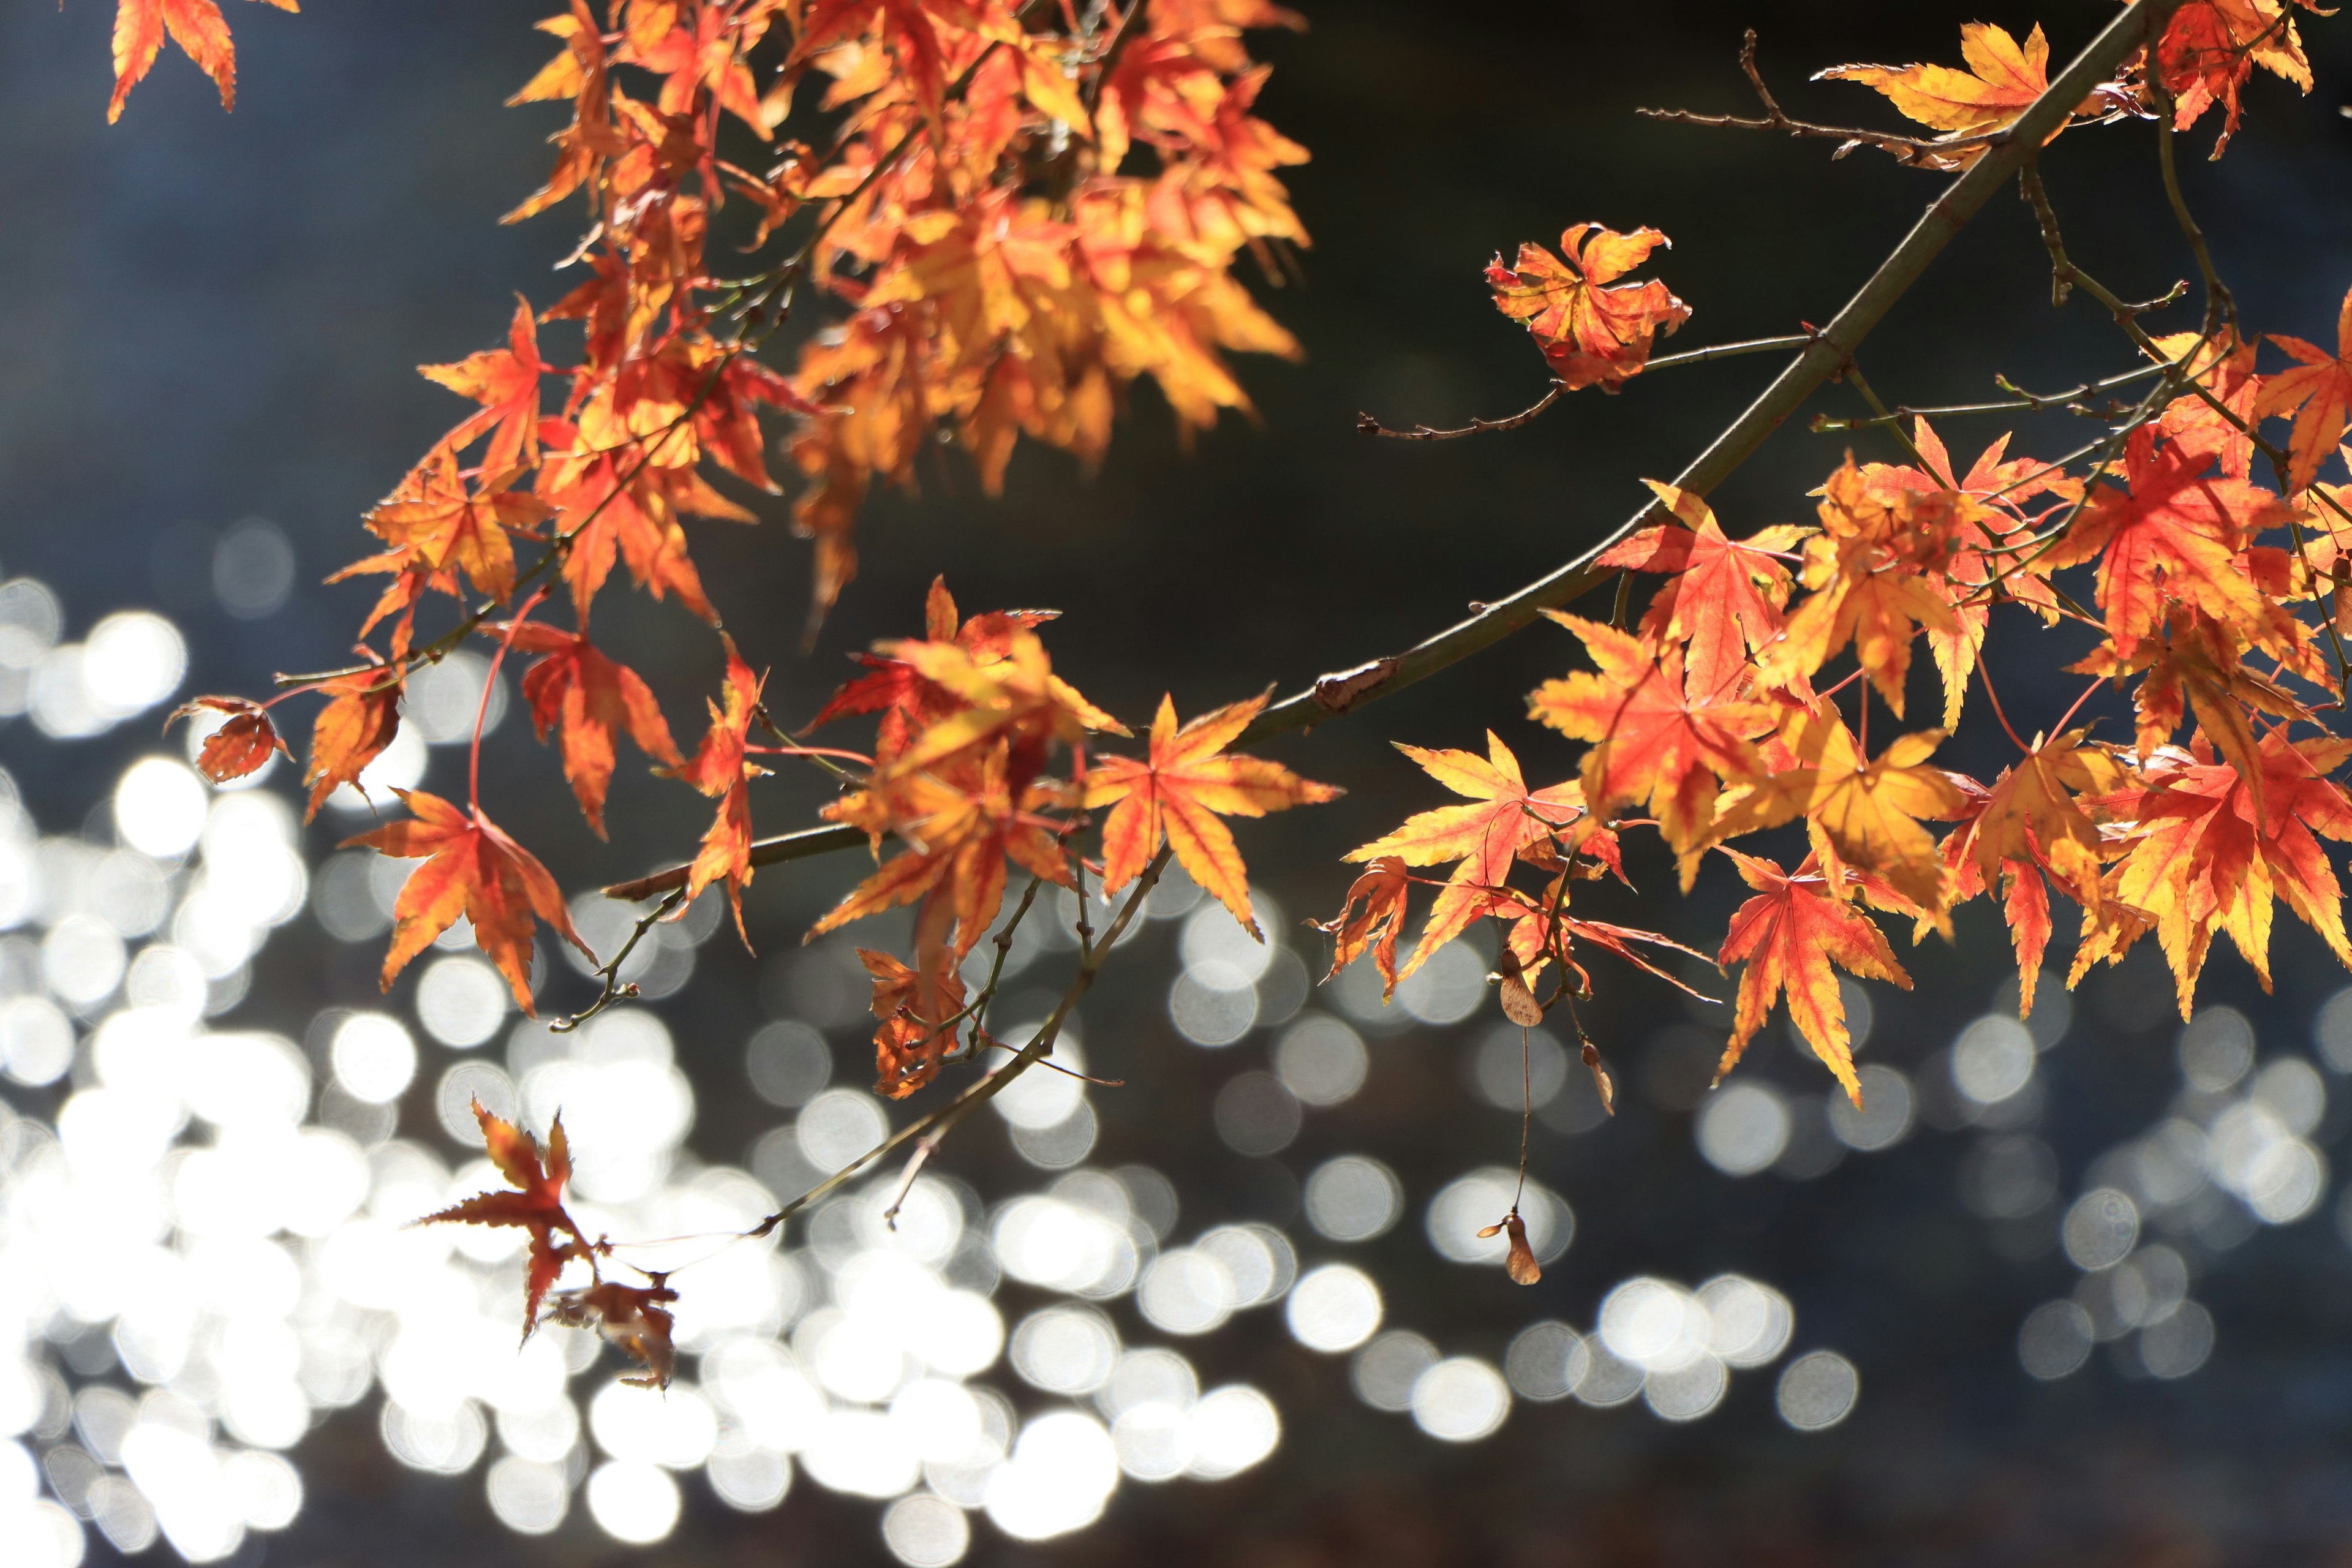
[170,695,289,783]
[1708,704,1969,925]
[1527,612,1764,869]
[1716,850,1913,1107]
[2111,729,2352,1016]
[2256,286,2352,494]
[344,788,593,1013]
[537,439,722,625]
[813,741,1074,961]
[1817,22,2058,164]
[804,577,1059,736]
[2034,426,2286,660]
[2152,331,2266,482]
[859,944,969,1099]
[417,1099,591,1334]
[1852,420,2077,727]
[300,665,402,821]
[496,623,682,837]
[108,0,297,124]
[420,297,549,475]
[1755,458,1961,718]
[1341,730,1600,984]
[1946,726,2130,915]
[1596,481,1806,702]
[1084,692,1342,938]
[1486,224,1691,391]
[663,636,768,936]
[363,445,553,606]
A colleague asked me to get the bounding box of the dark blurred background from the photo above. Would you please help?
[6,2,2352,1564]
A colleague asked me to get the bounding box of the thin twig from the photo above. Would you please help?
[755,848,1173,1240]
[552,885,685,1033]
[1355,334,1813,442]
[1838,362,1926,469]
[1811,361,2170,431]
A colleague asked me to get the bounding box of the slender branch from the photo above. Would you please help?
[1810,360,2171,431]
[749,848,1172,1240]
[605,0,2185,903]
[1355,334,1813,442]
[551,885,685,1034]
[1359,383,1562,442]
[1837,361,1926,469]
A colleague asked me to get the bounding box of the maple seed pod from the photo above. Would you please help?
[1582,1041,1616,1117]
[1490,948,1545,1027]
[1478,1212,1542,1286]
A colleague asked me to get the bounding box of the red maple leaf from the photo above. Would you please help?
[344,788,594,1013]
[2256,285,2352,494]
[420,296,549,474]
[108,0,298,124]
[417,1099,592,1334]
[662,636,769,935]
[495,623,682,837]
[2034,426,2286,659]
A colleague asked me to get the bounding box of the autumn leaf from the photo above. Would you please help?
[417,1099,590,1334]
[2157,0,2312,159]
[859,944,968,1098]
[1316,856,1410,991]
[1486,224,1691,391]
[2152,331,2266,482]
[1852,420,2077,727]
[661,635,768,935]
[1708,704,1967,924]
[803,577,1058,735]
[1716,850,1912,1107]
[301,665,402,821]
[108,0,297,124]
[1084,692,1342,938]
[495,623,682,837]
[878,627,1129,782]
[2073,605,2314,822]
[363,445,553,606]
[170,695,289,783]
[1341,730,1600,984]
[344,788,594,1013]
[1950,727,2130,915]
[812,742,1073,968]
[1817,22,2051,148]
[1528,612,1764,869]
[2033,426,2286,660]
[1596,482,1806,702]
[2256,285,2352,494]
[551,1278,680,1389]
[2112,729,2352,1017]
[537,439,721,625]
[1755,458,1961,717]
[421,296,549,474]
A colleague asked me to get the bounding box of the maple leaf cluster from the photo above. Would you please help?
[150,0,1313,1030]
[803,578,1335,1096]
[1332,290,2352,1108]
